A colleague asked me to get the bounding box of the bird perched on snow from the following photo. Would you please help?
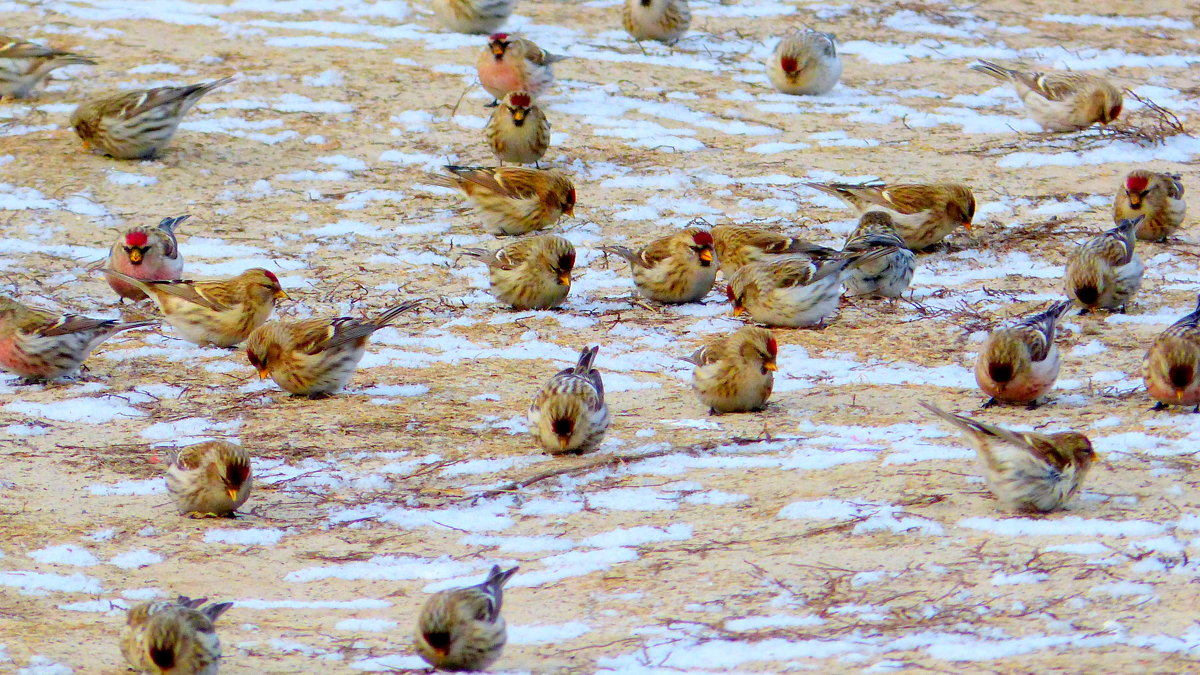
[103,268,287,348]
[0,296,155,382]
[622,0,691,44]
[105,215,188,303]
[485,91,550,166]
[726,249,893,328]
[461,234,575,310]
[431,0,513,34]
[71,76,234,159]
[121,596,231,675]
[1064,216,1144,314]
[969,60,1123,132]
[1113,170,1186,242]
[246,300,422,397]
[804,181,975,250]
[1143,294,1200,413]
[430,165,575,236]
[683,326,777,414]
[975,300,1072,409]
[840,212,915,299]
[710,225,837,278]
[601,228,717,304]
[415,565,519,671]
[166,440,252,517]
[766,29,841,96]
[921,402,1095,512]
[0,35,95,99]
[529,346,609,454]
[477,33,565,102]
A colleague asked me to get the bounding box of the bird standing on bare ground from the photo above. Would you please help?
[1143,295,1200,413]
[477,33,565,103]
[431,0,514,34]
[461,234,575,310]
[105,215,188,302]
[1113,170,1186,242]
[684,326,777,414]
[416,565,519,671]
[970,60,1123,132]
[804,181,975,250]
[1064,216,1144,314]
[601,228,717,304]
[840,212,915,299]
[623,0,691,44]
[431,165,576,236]
[766,29,841,96]
[166,440,253,517]
[529,346,609,454]
[485,91,550,166]
[975,300,1073,409]
[121,596,232,675]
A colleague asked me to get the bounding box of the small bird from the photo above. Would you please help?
[1143,294,1200,413]
[485,91,550,166]
[105,215,188,303]
[0,35,96,99]
[683,326,777,414]
[710,224,838,277]
[431,0,513,34]
[71,76,234,159]
[622,0,691,44]
[461,235,575,310]
[1064,216,1144,314]
[601,228,717,304]
[166,440,253,517]
[726,249,893,328]
[431,165,576,236]
[121,596,231,675]
[477,33,565,102]
[920,402,1096,512]
[1114,170,1186,242]
[529,346,609,454]
[415,565,519,671]
[246,300,422,397]
[766,29,842,96]
[840,212,916,299]
[975,300,1073,409]
[102,268,287,348]
[970,60,1123,132]
[0,296,155,382]
[804,181,975,250]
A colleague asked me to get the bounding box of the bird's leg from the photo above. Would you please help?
[981,397,999,409]
[1151,401,1169,411]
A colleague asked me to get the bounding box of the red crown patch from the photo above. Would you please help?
[125,230,149,247]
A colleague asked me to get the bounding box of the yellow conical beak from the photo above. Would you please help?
[512,109,526,122]
[733,305,745,317]
[558,272,571,286]
[274,290,289,300]
[128,249,143,264]
[227,487,240,502]
[257,367,270,380]
[764,360,777,371]
[699,249,713,263]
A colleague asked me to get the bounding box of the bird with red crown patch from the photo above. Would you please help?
[1114,169,1187,241]
[601,228,717,303]
[105,215,188,302]
[767,29,842,95]
[485,90,550,166]
[476,33,565,103]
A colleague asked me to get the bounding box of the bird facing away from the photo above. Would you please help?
[415,565,519,671]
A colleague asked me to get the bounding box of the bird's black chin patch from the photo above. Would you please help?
[989,363,1014,384]
[150,647,175,669]
[1170,364,1193,390]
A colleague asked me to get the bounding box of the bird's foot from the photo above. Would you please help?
[1151,401,1169,411]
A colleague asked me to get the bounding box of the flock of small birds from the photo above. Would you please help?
[0,0,1194,672]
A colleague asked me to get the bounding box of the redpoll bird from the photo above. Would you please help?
[920,402,1095,512]
[710,224,838,277]
[840,212,915,299]
[601,228,717,304]
[529,346,609,454]
[102,268,287,348]
[622,0,691,44]
[1143,294,1200,413]
[0,35,96,99]
[683,326,777,414]
[477,33,565,102]
[0,296,155,382]
[246,300,422,397]
[975,300,1072,409]
[431,0,513,34]
[121,596,231,675]
[766,29,841,96]
[804,181,976,251]
[726,249,893,328]
[970,60,1122,132]
[166,440,252,517]
[1114,170,1186,242]
[461,235,575,310]
[71,76,234,159]
[430,165,575,236]
[1064,216,1144,314]
[485,91,550,166]
[105,215,188,303]
[416,565,518,671]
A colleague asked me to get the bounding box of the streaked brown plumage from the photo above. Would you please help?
[622,0,691,44]
[971,60,1123,132]
[462,235,575,310]
[528,346,609,454]
[710,225,838,277]
[71,76,234,159]
[431,0,513,34]
[975,300,1072,408]
[1064,216,1144,313]
[805,181,975,250]
[431,165,576,236]
[601,228,716,303]
[1114,170,1186,241]
[684,326,777,414]
[1143,294,1200,412]
[103,268,287,347]
[166,440,252,517]
[485,91,550,166]
[415,565,518,671]
[766,29,841,96]
[921,402,1096,512]
[105,215,188,302]
[0,35,96,99]
[121,596,231,675]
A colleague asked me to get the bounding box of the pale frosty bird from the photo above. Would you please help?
[120,596,232,675]
[1113,169,1186,242]
[1143,294,1200,413]
[431,0,514,35]
[974,300,1073,409]
[804,181,975,251]
[166,440,252,517]
[970,60,1122,132]
[1064,216,1144,314]
[766,29,841,96]
[921,402,1096,513]
[415,565,519,671]
[105,214,188,302]
[0,34,96,99]
[840,212,915,299]
[528,345,609,454]
[683,326,777,414]
[623,0,691,44]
